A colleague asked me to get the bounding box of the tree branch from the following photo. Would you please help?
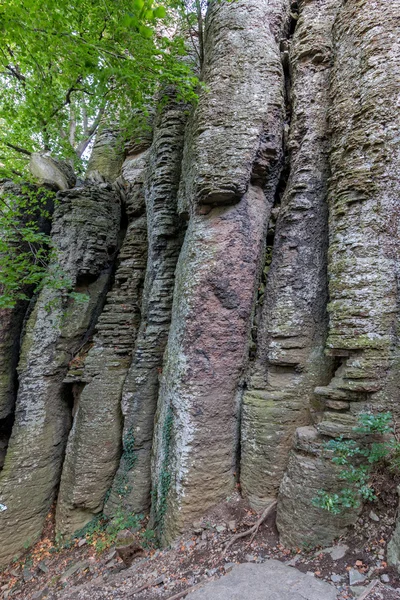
[75,105,105,158]
[3,142,32,157]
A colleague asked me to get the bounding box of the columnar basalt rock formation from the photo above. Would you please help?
[55,149,149,536]
[0,183,121,564]
[105,93,187,517]
[1,0,400,570]
[277,0,400,548]
[150,0,289,541]
[241,0,337,512]
[0,182,53,437]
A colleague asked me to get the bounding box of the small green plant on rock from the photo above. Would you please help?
[312,411,400,515]
[56,508,144,554]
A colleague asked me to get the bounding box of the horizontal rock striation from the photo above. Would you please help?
[177,0,290,210]
[55,150,150,536]
[0,183,120,566]
[150,0,288,543]
[277,0,400,548]
[105,94,187,517]
[241,0,337,513]
[0,181,53,424]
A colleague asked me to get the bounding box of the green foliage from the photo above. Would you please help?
[0,0,199,177]
[312,411,400,515]
[0,184,55,308]
[0,0,205,304]
[58,508,145,553]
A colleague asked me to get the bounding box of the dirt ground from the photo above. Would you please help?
[1,486,400,600]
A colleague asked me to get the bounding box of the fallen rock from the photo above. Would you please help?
[78,538,88,547]
[37,560,49,574]
[187,561,337,600]
[370,511,380,522]
[349,568,367,586]
[32,587,50,600]
[322,544,349,561]
[60,561,90,583]
[115,530,145,567]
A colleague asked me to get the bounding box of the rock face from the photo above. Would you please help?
[85,126,125,184]
[1,0,400,568]
[150,0,289,542]
[0,184,121,564]
[240,0,336,512]
[0,182,53,429]
[105,93,187,517]
[178,0,289,211]
[55,150,149,536]
[277,0,400,548]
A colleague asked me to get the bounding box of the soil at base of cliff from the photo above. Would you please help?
[1,484,400,600]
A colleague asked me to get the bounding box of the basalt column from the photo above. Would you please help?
[151,0,289,543]
[105,93,187,517]
[277,0,400,548]
[241,0,338,512]
[0,180,58,470]
[56,146,150,536]
[0,183,120,566]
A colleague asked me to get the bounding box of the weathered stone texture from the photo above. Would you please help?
[85,126,125,183]
[177,0,289,211]
[151,186,272,542]
[277,427,356,548]
[150,0,289,543]
[55,150,149,536]
[241,0,337,512]
[0,304,25,422]
[278,0,400,548]
[105,96,187,517]
[0,184,120,566]
[0,182,53,423]
[30,153,76,190]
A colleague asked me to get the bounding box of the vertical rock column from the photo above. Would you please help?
[241,0,338,512]
[105,93,187,517]
[56,147,150,536]
[0,184,120,566]
[151,0,289,543]
[0,181,53,469]
[277,0,400,548]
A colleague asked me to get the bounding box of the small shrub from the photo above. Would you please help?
[56,508,144,554]
[312,411,400,514]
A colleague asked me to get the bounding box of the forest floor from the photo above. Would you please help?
[1,482,400,600]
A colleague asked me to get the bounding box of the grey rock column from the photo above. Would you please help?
[0,184,120,566]
[105,94,187,517]
[55,148,150,536]
[0,181,53,428]
[277,0,400,548]
[241,0,338,512]
[151,0,288,543]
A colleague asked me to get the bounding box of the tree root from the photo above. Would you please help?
[357,580,379,600]
[224,500,277,554]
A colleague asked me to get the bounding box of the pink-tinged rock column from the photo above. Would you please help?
[151,0,289,542]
